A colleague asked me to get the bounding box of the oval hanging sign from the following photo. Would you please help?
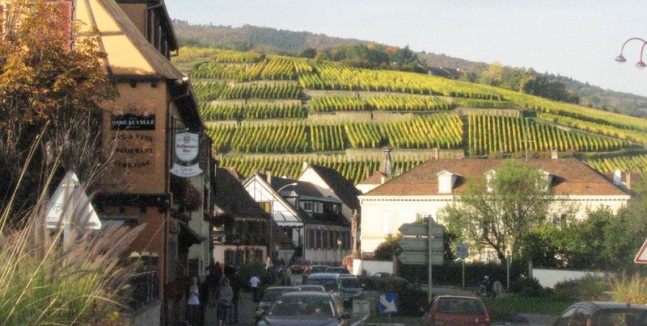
[175,132,199,162]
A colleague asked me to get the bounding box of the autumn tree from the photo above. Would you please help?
[0,0,115,220]
[440,161,558,264]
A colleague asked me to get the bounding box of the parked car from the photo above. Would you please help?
[256,291,350,326]
[255,286,298,321]
[339,275,363,305]
[552,301,647,326]
[326,266,351,275]
[305,273,343,294]
[293,284,326,292]
[372,272,392,278]
[302,264,329,283]
[421,295,490,326]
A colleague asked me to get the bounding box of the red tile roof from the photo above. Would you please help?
[363,158,629,197]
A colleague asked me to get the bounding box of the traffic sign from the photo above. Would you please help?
[45,171,101,230]
[635,239,647,264]
[399,223,444,237]
[456,243,469,259]
[397,251,443,265]
[398,237,443,251]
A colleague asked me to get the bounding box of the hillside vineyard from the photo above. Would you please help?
[174,48,647,182]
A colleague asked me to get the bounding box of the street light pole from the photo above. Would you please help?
[337,238,342,265]
[506,249,511,291]
[615,37,647,68]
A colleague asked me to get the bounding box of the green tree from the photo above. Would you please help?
[373,234,402,260]
[0,0,115,220]
[441,161,554,263]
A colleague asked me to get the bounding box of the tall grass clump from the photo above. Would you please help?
[0,143,144,324]
[607,273,647,305]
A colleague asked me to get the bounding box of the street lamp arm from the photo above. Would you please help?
[276,182,298,193]
[615,37,647,65]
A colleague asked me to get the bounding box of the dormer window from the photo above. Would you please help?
[484,170,496,193]
[537,169,553,192]
[437,170,458,194]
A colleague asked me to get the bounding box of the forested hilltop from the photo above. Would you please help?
[173,20,647,118]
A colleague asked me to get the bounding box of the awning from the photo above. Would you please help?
[179,222,204,245]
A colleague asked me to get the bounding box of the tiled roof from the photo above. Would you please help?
[359,171,386,185]
[77,0,184,79]
[364,158,629,197]
[307,164,362,210]
[214,168,269,217]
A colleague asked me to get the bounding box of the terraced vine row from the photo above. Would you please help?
[219,83,303,100]
[537,113,647,145]
[211,50,265,63]
[586,154,647,173]
[309,95,452,113]
[455,99,517,109]
[172,47,221,63]
[218,155,430,184]
[310,125,346,151]
[200,101,305,120]
[379,115,463,149]
[468,115,629,156]
[189,62,250,80]
[193,82,228,102]
[299,63,503,100]
[344,123,383,148]
[205,125,235,152]
[229,122,309,153]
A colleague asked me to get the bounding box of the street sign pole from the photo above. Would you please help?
[428,219,433,303]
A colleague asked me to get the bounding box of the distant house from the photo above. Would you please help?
[359,158,631,255]
[211,168,289,266]
[243,171,352,264]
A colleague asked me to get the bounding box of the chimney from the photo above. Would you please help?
[365,166,370,180]
[626,171,632,190]
[432,147,439,160]
[613,169,621,185]
[551,149,558,160]
[267,171,272,186]
[380,147,393,176]
[381,175,386,184]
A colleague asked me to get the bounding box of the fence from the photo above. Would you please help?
[126,270,159,310]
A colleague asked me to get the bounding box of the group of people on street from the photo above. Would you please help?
[186,262,240,326]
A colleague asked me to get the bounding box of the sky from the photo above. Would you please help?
[165,0,647,97]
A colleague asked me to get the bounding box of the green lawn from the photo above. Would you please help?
[482,296,572,322]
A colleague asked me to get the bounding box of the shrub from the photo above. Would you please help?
[509,277,546,297]
[551,275,608,301]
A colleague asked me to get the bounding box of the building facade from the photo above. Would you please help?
[243,172,352,264]
[49,0,210,323]
[359,158,631,255]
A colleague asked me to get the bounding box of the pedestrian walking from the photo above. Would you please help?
[186,276,201,326]
[230,270,241,324]
[249,274,261,303]
[218,278,234,325]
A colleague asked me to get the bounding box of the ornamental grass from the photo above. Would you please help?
[0,145,144,325]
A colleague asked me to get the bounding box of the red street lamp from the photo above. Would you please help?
[615,37,647,69]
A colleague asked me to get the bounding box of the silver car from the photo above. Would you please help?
[257,291,350,326]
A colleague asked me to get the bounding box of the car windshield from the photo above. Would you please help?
[311,266,328,273]
[341,278,360,288]
[268,295,335,318]
[594,309,647,325]
[436,298,487,315]
[307,278,339,292]
[262,288,293,302]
